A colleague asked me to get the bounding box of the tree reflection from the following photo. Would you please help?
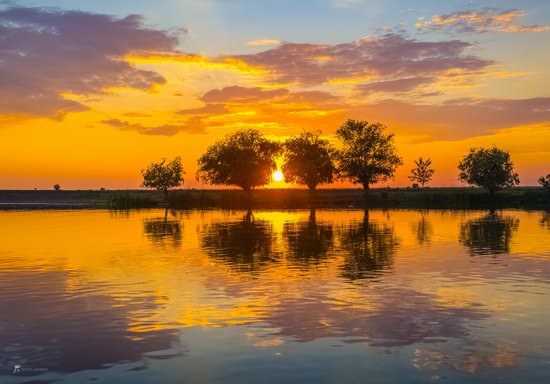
[459,212,519,255]
[339,210,400,280]
[143,209,183,247]
[283,209,334,268]
[540,212,550,230]
[200,210,279,272]
[410,211,433,246]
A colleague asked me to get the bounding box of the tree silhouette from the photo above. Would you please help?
[53,184,61,191]
[459,212,519,256]
[200,211,280,272]
[538,174,550,190]
[196,129,281,199]
[339,210,400,280]
[141,157,184,197]
[336,120,402,199]
[283,209,334,268]
[282,131,338,197]
[458,147,519,199]
[409,157,435,188]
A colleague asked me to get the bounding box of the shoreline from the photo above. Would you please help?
[0,188,548,211]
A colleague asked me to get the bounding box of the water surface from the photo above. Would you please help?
[1,209,550,383]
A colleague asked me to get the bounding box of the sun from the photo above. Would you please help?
[272,170,284,182]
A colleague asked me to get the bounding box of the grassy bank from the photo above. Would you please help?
[0,187,548,210]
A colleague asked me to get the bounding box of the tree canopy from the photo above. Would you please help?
[282,130,338,193]
[336,119,402,190]
[409,157,435,188]
[458,146,519,195]
[141,156,184,195]
[196,129,281,194]
[538,174,550,190]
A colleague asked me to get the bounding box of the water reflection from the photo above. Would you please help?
[265,287,489,346]
[413,341,519,376]
[410,211,433,246]
[459,212,519,255]
[283,209,334,268]
[541,211,550,230]
[200,210,281,272]
[0,271,182,375]
[1,209,550,383]
[339,210,399,280]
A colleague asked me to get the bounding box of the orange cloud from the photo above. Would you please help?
[417,8,550,33]
[245,39,282,46]
[231,34,493,93]
[101,118,208,135]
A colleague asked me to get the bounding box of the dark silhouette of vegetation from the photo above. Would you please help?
[459,212,519,256]
[53,184,61,191]
[141,157,184,197]
[339,210,400,280]
[539,174,550,190]
[336,120,402,201]
[108,192,157,209]
[196,129,281,200]
[283,209,334,267]
[282,131,338,197]
[458,147,519,200]
[409,157,435,188]
[200,210,280,272]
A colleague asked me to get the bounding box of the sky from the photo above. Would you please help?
[1,0,549,189]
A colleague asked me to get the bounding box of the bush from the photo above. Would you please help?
[109,193,157,209]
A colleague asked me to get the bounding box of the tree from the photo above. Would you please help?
[408,157,435,188]
[282,130,337,197]
[141,156,184,197]
[336,119,402,194]
[458,147,519,198]
[196,129,281,197]
[53,184,61,191]
[538,174,550,190]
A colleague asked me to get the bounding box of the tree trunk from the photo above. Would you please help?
[308,184,317,200]
[362,183,370,208]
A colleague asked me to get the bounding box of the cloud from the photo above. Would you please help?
[231,34,493,88]
[0,6,182,117]
[201,86,290,103]
[349,97,550,140]
[357,77,433,94]
[101,118,207,136]
[178,104,229,115]
[245,39,281,46]
[416,8,550,34]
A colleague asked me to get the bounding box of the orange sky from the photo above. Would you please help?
[0,3,549,189]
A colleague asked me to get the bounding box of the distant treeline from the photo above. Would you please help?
[135,120,550,204]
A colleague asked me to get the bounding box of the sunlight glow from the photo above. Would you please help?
[272,170,284,182]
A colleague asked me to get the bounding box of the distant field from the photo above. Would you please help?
[0,187,548,210]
